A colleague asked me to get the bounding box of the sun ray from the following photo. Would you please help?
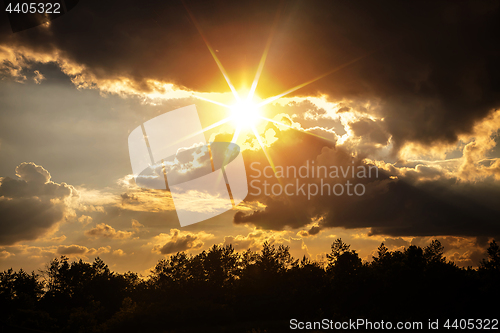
[183,1,382,152]
[250,124,294,214]
[182,1,240,101]
[257,53,372,108]
[232,125,241,143]
[168,117,232,151]
[196,117,231,135]
[193,94,231,108]
[251,125,278,177]
[247,2,284,102]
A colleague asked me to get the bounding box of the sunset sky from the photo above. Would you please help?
[1,0,499,275]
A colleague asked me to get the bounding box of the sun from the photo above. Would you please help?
[230,99,261,128]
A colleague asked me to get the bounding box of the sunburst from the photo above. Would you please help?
[182,1,368,176]
[230,99,261,129]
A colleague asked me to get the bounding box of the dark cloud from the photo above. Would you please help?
[349,118,389,145]
[235,130,500,238]
[296,225,322,237]
[307,225,321,236]
[0,163,76,245]
[234,198,309,230]
[121,193,138,202]
[1,1,499,153]
[0,197,66,245]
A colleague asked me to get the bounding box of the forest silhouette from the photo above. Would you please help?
[1,239,499,332]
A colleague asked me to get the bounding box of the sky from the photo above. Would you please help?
[0,0,499,275]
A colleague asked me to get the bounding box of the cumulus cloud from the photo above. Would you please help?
[0,250,13,259]
[78,215,93,225]
[152,229,215,255]
[57,244,111,256]
[448,250,486,268]
[85,223,133,239]
[112,249,126,256]
[458,110,500,180]
[267,100,345,137]
[33,70,45,84]
[382,237,410,249]
[222,229,269,251]
[131,219,144,231]
[57,244,87,255]
[0,162,76,245]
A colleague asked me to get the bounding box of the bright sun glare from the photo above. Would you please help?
[230,100,261,128]
[187,1,343,149]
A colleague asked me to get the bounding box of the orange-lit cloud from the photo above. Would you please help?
[85,223,133,240]
[151,229,215,255]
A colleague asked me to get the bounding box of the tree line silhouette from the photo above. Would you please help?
[1,239,499,332]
